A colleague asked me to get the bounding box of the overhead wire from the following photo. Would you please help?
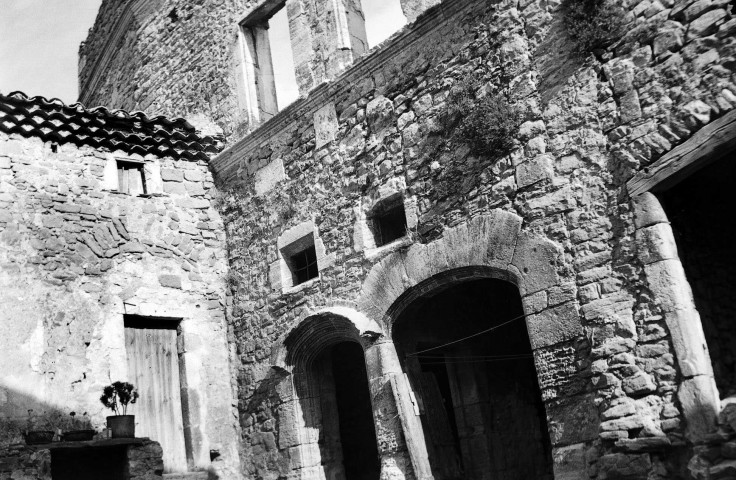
[405,311,530,357]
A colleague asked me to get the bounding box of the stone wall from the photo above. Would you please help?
[78,0,443,142]
[78,0,250,138]
[0,438,164,480]
[209,0,736,478]
[0,131,240,478]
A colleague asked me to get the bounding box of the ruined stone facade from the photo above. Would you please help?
[3,0,736,478]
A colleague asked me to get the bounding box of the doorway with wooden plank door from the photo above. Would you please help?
[124,315,188,474]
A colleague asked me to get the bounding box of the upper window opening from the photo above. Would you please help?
[371,197,407,247]
[268,8,299,110]
[239,2,299,123]
[282,233,319,286]
[117,160,146,196]
[361,0,407,48]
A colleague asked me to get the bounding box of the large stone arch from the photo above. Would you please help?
[267,306,419,480]
[357,210,583,349]
[356,210,592,479]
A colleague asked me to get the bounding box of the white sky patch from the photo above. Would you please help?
[0,0,102,103]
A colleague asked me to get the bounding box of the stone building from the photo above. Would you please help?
[2,0,736,478]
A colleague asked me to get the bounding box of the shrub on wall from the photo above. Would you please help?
[561,0,626,55]
[445,77,524,158]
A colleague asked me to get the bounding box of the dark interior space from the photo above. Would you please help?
[659,153,736,398]
[393,278,553,480]
[330,341,381,480]
[51,446,127,480]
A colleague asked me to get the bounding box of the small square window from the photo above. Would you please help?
[117,161,147,196]
[371,198,407,247]
[282,233,319,286]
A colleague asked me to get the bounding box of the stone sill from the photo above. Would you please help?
[24,437,148,450]
[212,0,473,185]
[364,236,412,262]
[281,276,320,295]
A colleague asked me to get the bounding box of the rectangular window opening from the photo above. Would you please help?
[281,233,319,286]
[240,2,299,123]
[116,160,147,196]
[372,198,407,247]
[360,0,407,49]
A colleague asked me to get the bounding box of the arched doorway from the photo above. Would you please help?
[284,314,381,480]
[392,277,553,480]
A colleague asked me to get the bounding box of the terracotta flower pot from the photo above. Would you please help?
[107,415,135,438]
[24,430,55,445]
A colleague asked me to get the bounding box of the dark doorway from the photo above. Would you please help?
[331,342,381,480]
[658,154,736,397]
[302,340,380,480]
[393,278,553,480]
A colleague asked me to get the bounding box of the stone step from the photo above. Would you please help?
[162,472,209,480]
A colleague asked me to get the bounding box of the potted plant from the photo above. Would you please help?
[62,411,95,441]
[23,409,55,445]
[100,381,139,438]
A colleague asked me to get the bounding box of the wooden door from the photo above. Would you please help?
[125,325,188,473]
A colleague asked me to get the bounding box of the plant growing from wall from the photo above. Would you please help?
[561,0,626,55]
[444,77,524,158]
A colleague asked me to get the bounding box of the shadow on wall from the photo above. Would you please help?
[0,384,90,447]
[241,367,292,480]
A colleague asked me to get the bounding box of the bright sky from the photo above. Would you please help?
[0,0,102,103]
[0,0,406,109]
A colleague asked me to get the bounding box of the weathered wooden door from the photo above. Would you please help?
[125,323,187,473]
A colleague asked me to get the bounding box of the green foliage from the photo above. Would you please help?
[100,381,139,416]
[445,77,524,158]
[561,0,626,55]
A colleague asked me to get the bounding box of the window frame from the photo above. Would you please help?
[116,159,147,196]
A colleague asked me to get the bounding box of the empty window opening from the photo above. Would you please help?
[658,154,736,398]
[240,2,299,122]
[361,0,407,48]
[282,233,319,286]
[124,315,188,473]
[393,278,554,480]
[371,197,407,247]
[117,160,146,196]
[268,8,299,110]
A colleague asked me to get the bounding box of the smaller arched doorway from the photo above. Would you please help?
[283,313,381,480]
[391,276,553,480]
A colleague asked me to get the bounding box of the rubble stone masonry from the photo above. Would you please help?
[201,0,736,478]
[0,109,241,477]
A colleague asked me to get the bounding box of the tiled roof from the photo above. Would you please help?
[0,91,221,161]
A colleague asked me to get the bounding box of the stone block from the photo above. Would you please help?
[314,102,338,149]
[687,8,727,39]
[678,375,719,441]
[635,222,679,265]
[546,393,600,445]
[597,453,651,479]
[664,308,713,378]
[158,274,182,289]
[553,443,588,480]
[255,158,286,196]
[644,259,695,313]
[632,193,668,229]
[526,301,583,349]
[516,154,553,188]
[511,233,561,295]
[161,168,184,182]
